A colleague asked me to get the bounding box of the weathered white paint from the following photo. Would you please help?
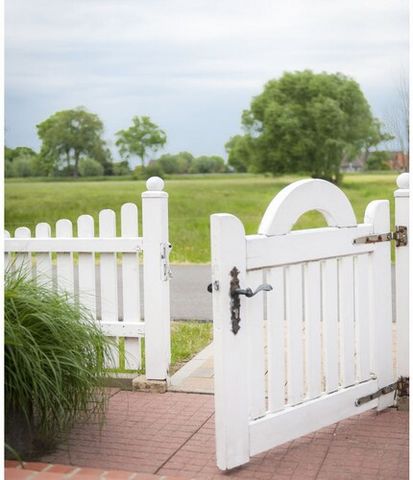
[394,173,409,378]
[211,178,396,471]
[211,213,250,471]
[4,178,171,379]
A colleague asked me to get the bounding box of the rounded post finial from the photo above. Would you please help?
[146,176,165,191]
[396,172,409,189]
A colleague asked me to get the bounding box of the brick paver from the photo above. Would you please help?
[29,390,407,480]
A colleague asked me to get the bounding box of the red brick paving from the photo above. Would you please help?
[6,390,409,480]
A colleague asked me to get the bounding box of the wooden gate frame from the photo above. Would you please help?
[211,176,409,470]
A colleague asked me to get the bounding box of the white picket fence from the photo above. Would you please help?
[4,176,171,381]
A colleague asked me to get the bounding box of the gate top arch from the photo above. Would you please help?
[258,179,357,236]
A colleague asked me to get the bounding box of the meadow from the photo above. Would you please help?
[5,173,398,263]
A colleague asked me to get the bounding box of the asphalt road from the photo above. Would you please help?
[70,264,395,322]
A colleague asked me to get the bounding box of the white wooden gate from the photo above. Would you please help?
[211,176,409,470]
[5,176,171,380]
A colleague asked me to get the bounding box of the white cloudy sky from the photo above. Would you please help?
[5,0,409,163]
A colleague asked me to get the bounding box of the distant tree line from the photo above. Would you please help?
[5,70,401,182]
[5,108,226,179]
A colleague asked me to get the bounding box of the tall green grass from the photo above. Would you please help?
[5,269,113,457]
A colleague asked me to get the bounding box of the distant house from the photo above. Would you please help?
[341,150,409,172]
[388,151,409,171]
[340,153,367,172]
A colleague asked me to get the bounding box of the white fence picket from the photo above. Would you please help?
[35,223,52,287]
[99,209,119,369]
[121,203,141,370]
[338,256,355,387]
[354,254,371,382]
[266,267,286,412]
[14,227,32,276]
[304,261,322,399]
[56,220,74,296]
[285,264,304,405]
[77,215,96,318]
[5,230,12,271]
[246,268,266,419]
[321,258,339,393]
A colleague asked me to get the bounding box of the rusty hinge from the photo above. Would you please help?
[355,377,409,407]
[353,225,408,247]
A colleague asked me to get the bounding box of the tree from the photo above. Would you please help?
[36,108,110,177]
[365,151,391,171]
[229,70,390,183]
[225,135,254,172]
[78,157,105,177]
[4,146,40,177]
[115,116,167,169]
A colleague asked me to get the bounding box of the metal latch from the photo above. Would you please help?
[160,242,172,281]
[229,267,272,335]
[355,376,409,407]
[353,225,408,247]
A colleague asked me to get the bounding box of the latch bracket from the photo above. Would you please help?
[353,225,408,247]
[160,242,173,281]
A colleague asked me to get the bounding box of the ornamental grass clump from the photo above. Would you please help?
[5,270,113,458]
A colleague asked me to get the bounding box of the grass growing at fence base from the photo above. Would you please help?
[170,321,213,374]
[5,173,397,263]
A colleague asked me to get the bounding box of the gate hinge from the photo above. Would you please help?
[355,376,409,407]
[353,225,408,247]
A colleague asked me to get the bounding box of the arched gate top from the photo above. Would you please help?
[258,179,357,236]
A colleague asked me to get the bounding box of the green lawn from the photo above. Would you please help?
[5,172,398,263]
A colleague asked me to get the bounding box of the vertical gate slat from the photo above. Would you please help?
[35,223,52,287]
[321,258,339,393]
[285,264,304,405]
[99,209,119,369]
[14,227,32,276]
[304,261,322,399]
[121,203,141,370]
[338,256,356,387]
[77,215,96,318]
[354,254,371,382]
[267,267,285,412]
[56,220,74,296]
[246,268,266,419]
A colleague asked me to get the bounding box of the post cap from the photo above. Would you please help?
[396,172,409,189]
[146,176,165,191]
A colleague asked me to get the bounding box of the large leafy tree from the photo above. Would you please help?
[228,70,391,183]
[115,116,167,169]
[36,108,110,177]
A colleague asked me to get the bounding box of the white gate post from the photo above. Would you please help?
[395,173,409,378]
[142,177,171,380]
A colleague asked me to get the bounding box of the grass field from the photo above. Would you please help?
[5,173,398,263]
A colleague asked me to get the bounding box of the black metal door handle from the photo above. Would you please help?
[233,284,273,298]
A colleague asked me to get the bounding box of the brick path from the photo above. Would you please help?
[17,389,406,480]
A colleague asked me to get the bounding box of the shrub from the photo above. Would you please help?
[13,156,36,177]
[112,160,131,176]
[79,157,104,177]
[5,269,112,458]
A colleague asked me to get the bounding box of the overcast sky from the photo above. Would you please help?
[5,0,409,164]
